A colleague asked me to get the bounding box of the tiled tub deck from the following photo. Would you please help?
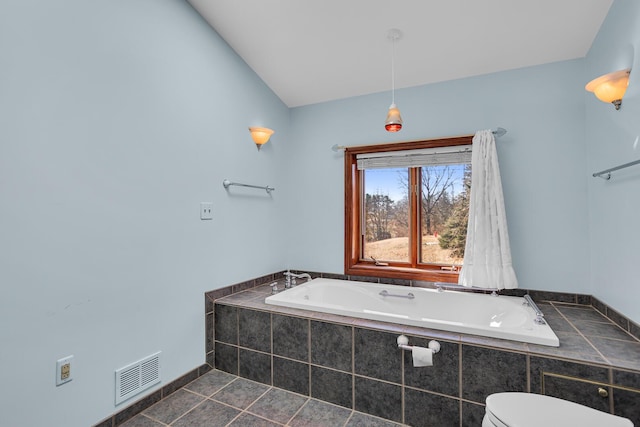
[207,273,640,427]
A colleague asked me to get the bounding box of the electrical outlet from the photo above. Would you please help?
[56,355,74,386]
[200,202,213,220]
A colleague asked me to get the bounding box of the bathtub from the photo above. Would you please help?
[265,278,559,347]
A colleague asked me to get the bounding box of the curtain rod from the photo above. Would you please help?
[331,127,507,152]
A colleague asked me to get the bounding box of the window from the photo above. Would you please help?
[344,136,473,282]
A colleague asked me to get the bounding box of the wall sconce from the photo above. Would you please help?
[585,69,631,110]
[248,127,274,150]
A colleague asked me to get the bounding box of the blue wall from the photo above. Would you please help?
[585,0,640,324]
[0,0,288,425]
[286,60,591,295]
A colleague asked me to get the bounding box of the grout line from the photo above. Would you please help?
[287,397,312,425]
[235,308,240,376]
[343,411,355,427]
[458,342,463,398]
[459,397,486,406]
[138,413,169,426]
[233,411,287,427]
[270,312,274,387]
[402,383,460,400]
[351,373,405,388]
[208,383,270,407]
[307,318,312,398]
[224,386,280,427]
[526,353,531,393]
[458,341,464,413]
[400,345,405,425]
[217,341,271,355]
[351,325,356,411]
[166,396,212,426]
[181,387,212,400]
[223,410,244,427]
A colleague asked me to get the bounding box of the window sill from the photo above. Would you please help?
[345,263,460,283]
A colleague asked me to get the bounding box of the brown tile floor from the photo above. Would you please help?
[120,370,406,427]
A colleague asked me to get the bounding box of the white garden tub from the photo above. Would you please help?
[265,278,559,347]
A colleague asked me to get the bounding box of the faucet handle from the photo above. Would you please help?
[269,282,279,294]
[284,273,291,288]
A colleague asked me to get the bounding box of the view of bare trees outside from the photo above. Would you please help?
[363,164,471,266]
[364,168,409,262]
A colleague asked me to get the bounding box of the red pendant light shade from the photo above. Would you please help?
[385,103,403,132]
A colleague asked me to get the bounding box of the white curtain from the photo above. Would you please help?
[458,130,518,290]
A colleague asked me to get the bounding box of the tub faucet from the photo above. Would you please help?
[283,271,312,288]
[269,282,280,295]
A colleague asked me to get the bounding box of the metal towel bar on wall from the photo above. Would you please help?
[592,159,640,180]
[222,179,275,194]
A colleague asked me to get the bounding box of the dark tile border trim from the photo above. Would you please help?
[592,296,640,341]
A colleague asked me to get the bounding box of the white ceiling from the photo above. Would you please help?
[188,0,613,108]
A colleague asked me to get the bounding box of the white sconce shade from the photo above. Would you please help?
[585,69,631,110]
[248,127,274,150]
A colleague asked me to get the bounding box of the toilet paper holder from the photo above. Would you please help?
[396,334,441,354]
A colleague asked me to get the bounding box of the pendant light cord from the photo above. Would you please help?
[391,35,396,104]
[387,29,402,105]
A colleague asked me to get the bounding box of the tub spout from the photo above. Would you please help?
[283,271,312,288]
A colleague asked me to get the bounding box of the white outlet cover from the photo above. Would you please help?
[56,355,74,386]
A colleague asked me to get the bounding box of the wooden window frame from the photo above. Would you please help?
[344,135,473,283]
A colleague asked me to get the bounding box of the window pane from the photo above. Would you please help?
[420,164,470,267]
[363,168,409,263]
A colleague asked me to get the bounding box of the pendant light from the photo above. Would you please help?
[385,29,403,132]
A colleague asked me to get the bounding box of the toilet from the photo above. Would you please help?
[482,392,634,427]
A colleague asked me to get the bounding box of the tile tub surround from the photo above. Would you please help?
[208,273,640,426]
